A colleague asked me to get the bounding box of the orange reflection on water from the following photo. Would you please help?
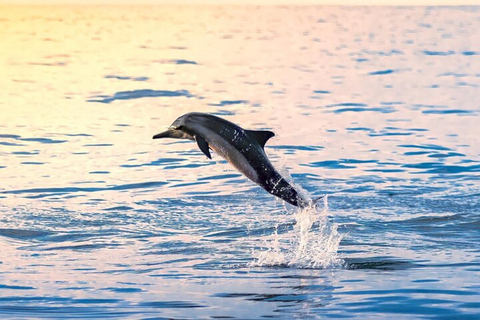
[0,5,479,204]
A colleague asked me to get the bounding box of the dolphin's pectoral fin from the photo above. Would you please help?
[245,130,275,149]
[195,135,212,159]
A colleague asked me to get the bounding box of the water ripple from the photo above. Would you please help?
[139,300,206,308]
[155,59,198,65]
[208,99,248,106]
[423,50,455,56]
[120,158,184,168]
[1,181,169,196]
[0,228,54,240]
[368,69,399,75]
[327,103,396,114]
[87,89,193,103]
[104,75,149,81]
[422,109,475,115]
[398,144,451,151]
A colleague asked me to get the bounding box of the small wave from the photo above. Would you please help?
[327,103,396,114]
[87,89,192,103]
[139,300,206,308]
[328,102,367,108]
[154,59,198,65]
[421,164,480,174]
[268,145,324,152]
[102,287,144,293]
[170,181,208,188]
[1,181,168,196]
[12,151,40,155]
[422,109,474,115]
[0,228,54,240]
[404,151,432,156]
[368,131,413,137]
[28,61,67,67]
[367,126,417,137]
[313,90,331,94]
[335,107,396,114]
[0,135,67,145]
[398,144,451,151]
[346,127,372,132]
[197,173,241,181]
[172,59,197,64]
[438,72,469,78]
[212,110,235,116]
[164,162,214,170]
[251,197,344,269]
[0,284,35,290]
[104,75,149,81]
[423,50,479,56]
[303,160,357,169]
[428,152,465,158]
[43,243,120,251]
[368,69,398,76]
[0,141,23,146]
[103,206,134,211]
[457,81,478,87]
[423,50,455,56]
[83,143,113,147]
[19,137,67,144]
[208,100,248,107]
[120,158,184,168]
[0,134,21,139]
[63,133,93,137]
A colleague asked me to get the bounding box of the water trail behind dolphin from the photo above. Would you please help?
[251,196,344,269]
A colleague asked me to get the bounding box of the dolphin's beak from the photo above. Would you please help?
[153,128,195,140]
[153,129,177,139]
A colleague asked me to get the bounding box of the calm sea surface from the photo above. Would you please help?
[1,4,479,319]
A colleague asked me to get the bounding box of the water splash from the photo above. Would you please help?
[251,196,344,269]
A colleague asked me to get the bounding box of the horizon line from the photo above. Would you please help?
[2,1,480,6]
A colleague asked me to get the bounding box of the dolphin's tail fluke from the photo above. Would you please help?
[311,194,327,210]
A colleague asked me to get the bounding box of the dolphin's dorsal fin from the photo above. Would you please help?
[195,134,212,159]
[245,130,275,149]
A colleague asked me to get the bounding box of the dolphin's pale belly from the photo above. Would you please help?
[209,141,259,184]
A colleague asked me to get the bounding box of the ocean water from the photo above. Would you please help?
[1,4,479,319]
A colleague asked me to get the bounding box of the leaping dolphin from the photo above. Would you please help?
[153,112,313,208]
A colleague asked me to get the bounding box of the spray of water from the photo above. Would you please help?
[251,196,344,269]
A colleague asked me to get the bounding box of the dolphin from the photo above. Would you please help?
[153,112,313,207]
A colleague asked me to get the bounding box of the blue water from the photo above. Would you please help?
[1,4,480,319]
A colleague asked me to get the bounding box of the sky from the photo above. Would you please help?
[2,0,480,5]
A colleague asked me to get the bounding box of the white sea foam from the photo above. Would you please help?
[251,196,344,269]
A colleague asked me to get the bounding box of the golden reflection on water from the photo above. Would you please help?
[1,5,479,203]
